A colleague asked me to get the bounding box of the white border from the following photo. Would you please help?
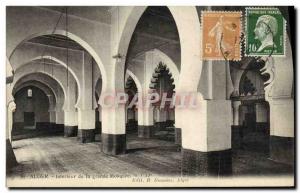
[1,1,298,192]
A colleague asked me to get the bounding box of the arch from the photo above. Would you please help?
[239,69,266,95]
[12,65,67,101]
[125,69,142,94]
[9,29,107,93]
[13,85,51,128]
[149,61,176,92]
[147,49,179,92]
[13,80,57,111]
[20,55,81,105]
[115,6,202,94]
[237,59,274,100]
[14,85,50,109]
[152,49,179,82]
[14,78,61,107]
[231,58,261,96]
[12,72,65,111]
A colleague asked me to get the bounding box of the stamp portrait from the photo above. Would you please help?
[246,7,286,56]
[202,11,242,60]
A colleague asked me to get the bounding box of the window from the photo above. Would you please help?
[27,89,32,97]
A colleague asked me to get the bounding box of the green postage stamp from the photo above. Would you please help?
[246,7,286,56]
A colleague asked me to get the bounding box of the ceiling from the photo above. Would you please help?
[28,34,84,51]
[126,6,180,62]
[134,6,178,41]
[42,6,112,24]
[28,7,180,62]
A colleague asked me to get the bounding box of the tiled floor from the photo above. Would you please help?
[8,133,293,178]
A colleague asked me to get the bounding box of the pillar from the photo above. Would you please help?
[64,76,78,136]
[125,107,128,124]
[180,96,232,176]
[49,110,56,124]
[48,109,56,130]
[138,106,155,138]
[126,107,137,134]
[55,109,64,131]
[155,108,167,130]
[239,105,248,126]
[64,110,78,137]
[135,109,138,121]
[231,100,242,149]
[269,98,294,165]
[46,95,56,129]
[76,51,96,143]
[174,109,182,145]
[95,106,102,134]
[166,109,175,126]
[6,65,18,172]
[101,104,126,155]
[7,101,18,173]
[255,102,269,132]
[78,109,95,143]
[232,101,241,126]
[174,127,182,145]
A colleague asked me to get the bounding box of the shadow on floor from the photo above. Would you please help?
[126,147,161,153]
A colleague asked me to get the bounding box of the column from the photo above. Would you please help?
[180,95,232,176]
[255,103,269,132]
[78,109,95,143]
[166,109,175,126]
[269,98,294,165]
[7,101,18,171]
[174,109,182,145]
[100,7,129,155]
[125,108,128,124]
[95,106,102,134]
[126,108,137,134]
[135,109,138,121]
[138,105,155,138]
[77,51,96,143]
[64,76,78,137]
[55,108,65,131]
[239,105,248,126]
[231,100,242,149]
[64,111,78,137]
[48,110,56,129]
[6,70,18,171]
[101,104,126,155]
[47,95,56,130]
[155,108,167,130]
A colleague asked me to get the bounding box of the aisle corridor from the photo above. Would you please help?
[8,134,293,179]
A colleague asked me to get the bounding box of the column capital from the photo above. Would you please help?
[232,100,241,108]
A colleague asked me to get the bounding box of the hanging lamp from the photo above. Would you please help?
[92,57,94,108]
[65,6,69,88]
[112,6,123,62]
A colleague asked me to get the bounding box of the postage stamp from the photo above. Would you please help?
[245,7,286,56]
[202,11,242,60]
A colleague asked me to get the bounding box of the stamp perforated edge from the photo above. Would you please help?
[245,7,287,57]
[200,10,243,61]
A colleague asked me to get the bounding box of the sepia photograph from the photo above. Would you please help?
[5,4,295,188]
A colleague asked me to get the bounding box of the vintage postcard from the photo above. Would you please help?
[5,6,295,188]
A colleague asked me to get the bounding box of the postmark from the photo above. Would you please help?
[202,11,242,60]
[245,7,286,56]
